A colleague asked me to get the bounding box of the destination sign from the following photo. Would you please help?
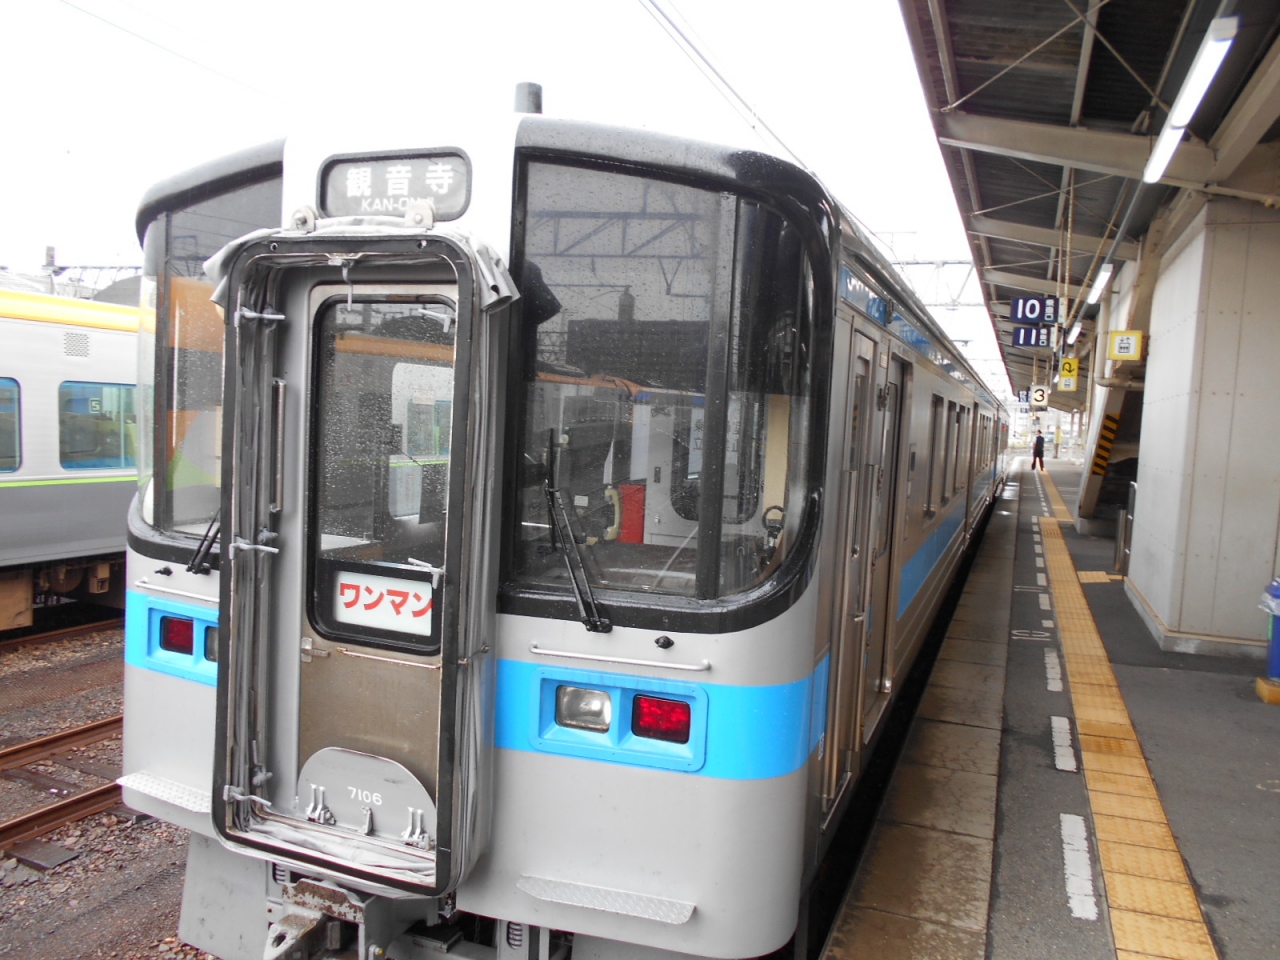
[321,151,471,221]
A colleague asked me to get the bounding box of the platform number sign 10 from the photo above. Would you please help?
[1012,296,1059,324]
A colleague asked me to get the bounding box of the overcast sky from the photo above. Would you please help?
[2,0,1008,395]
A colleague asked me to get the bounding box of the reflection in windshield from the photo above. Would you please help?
[512,162,813,602]
[314,298,457,570]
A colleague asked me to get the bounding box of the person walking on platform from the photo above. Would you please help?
[1032,429,1045,471]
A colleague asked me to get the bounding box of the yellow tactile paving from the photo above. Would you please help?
[1038,471,1074,522]
[1089,791,1168,824]
[1093,814,1179,851]
[1079,734,1145,757]
[1067,662,1122,685]
[1079,570,1117,583]
[1038,469,1220,960]
[1077,719,1139,740]
[1110,910,1218,960]
[1107,873,1205,922]
[1085,770,1161,800]
[1098,840,1190,883]
[1080,753,1151,779]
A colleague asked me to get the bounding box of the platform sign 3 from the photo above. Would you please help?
[1030,385,1049,408]
[1059,357,1078,392]
[1107,330,1143,361]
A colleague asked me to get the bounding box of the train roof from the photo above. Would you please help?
[132,119,1001,411]
[831,202,1004,410]
[0,288,141,333]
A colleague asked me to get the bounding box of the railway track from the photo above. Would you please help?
[0,616,125,652]
[0,714,124,848]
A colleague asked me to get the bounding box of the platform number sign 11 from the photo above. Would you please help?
[1013,325,1053,348]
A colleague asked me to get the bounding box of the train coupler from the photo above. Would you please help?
[266,877,440,960]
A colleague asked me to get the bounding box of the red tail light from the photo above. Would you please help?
[632,695,691,744]
[159,616,194,655]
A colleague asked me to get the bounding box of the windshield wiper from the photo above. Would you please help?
[544,479,611,634]
[187,511,220,575]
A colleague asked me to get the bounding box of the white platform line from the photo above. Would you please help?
[1051,716,1078,772]
[1039,593,1052,610]
[1060,813,1099,920]
[1037,573,1047,586]
[1045,650,1064,693]
[1035,556,1045,568]
[1043,619,1055,629]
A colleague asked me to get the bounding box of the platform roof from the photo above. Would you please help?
[898,0,1280,411]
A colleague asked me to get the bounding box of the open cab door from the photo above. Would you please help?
[210,208,513,901]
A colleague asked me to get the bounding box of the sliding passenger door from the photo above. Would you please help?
[862,356,905,739]
[822,332,876,812]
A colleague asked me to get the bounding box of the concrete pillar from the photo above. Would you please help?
[1127,198,1280,657]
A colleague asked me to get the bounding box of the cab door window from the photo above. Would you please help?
[310,296,456,649]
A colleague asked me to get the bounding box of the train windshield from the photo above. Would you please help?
[511,161,813,601]
[137,177,282,536]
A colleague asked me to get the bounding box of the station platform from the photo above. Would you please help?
[821,460,1280,960]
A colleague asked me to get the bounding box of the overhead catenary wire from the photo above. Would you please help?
[636,0,805,169]
[57,0,261,94]
[636,0,891,253]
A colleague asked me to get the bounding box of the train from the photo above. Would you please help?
[119,98,1008,960]
[0,289,139,630]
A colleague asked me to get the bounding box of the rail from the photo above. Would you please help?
[0,715,123,771]
[0,616,124,651]
[0,715,125,848]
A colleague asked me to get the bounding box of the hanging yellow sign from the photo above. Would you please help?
[1108,330,1144,361]
[1059,357,1078,392]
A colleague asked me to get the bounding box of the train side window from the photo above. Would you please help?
[925,394,943,516]
[941,400,956,504]
[0,378,18,472]
[58,381,136,470]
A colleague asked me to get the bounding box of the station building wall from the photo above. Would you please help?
[1129,198,1280,652]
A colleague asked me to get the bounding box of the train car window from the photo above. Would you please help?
[875,372,903,556]
[925,394,943,516]
[0,378,18,472]
[942,400,956,504]
[309,297,455,646]
[510,162,813,603]
[57,382,136,470]
[138,177,282,535]
[957,406,971,493]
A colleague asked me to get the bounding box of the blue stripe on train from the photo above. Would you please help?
[494,655,829,780]
[897,505,965,619]
[124,590,218,686]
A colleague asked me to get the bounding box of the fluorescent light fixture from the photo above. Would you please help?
[1168,17,1238,126]
[1142,124,1186,183]
[1066,319,1083,345]
[1142,16,1237,184]
[1086,263,1114,304]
